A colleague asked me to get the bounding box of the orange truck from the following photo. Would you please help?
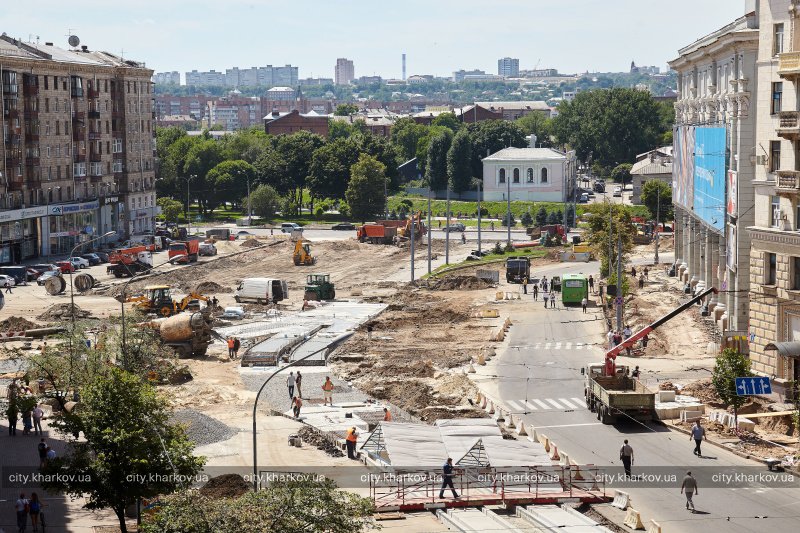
[357,223,398,244]
[107,245,155,278]
[168,239,199,263]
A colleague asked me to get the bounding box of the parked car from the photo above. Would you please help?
[0,274,16,287]
[36,270,62,286]
[613,186,623,197]
[93,251,110,263]
[80,253,102,266]
[236,230,252,238]
[331,222,355,231]
[579,193,590,203]
[56,261,75,274]
[70,257,90,269]
[443,223,466,233]
[280,222,302,233]
[221,306,245,320]
[31,264,59,275]
[199,242,217,256]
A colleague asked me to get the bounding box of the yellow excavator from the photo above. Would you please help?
[396,210,426,242]
[126,285,210,317]
[293,240,316,266]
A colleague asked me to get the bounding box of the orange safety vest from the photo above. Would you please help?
[384,411,392,422]
[227,338,235,349]
[346,428,358,442]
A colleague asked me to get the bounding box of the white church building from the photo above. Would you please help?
[482,147,577,202]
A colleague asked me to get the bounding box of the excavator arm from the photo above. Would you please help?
[604,286,717,376]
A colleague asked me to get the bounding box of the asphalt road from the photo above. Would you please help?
[474,258,800,532]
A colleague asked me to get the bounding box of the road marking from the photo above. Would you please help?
[565,342,572,349]
[576,343,583,349]
[533,423,604,429]
[523,400,539,411]
[506,400,524,411]
[571,397,588,408]
[533,399,551,409]
[554,342,562,349]
[544,343,552,349]
[559,398,578,409]
[545,398,566,409]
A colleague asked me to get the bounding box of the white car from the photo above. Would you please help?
[221,306,245,320]
[0,274,16,287]
[70,257,90,269]
[613,186,623,197]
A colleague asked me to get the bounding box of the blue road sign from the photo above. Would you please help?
[735,376,772,396]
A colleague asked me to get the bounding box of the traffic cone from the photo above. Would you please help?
[517,421,528,436]
[468,364,476,373]
[480,396,487,409]
[488,402,495,415]
[506,414,516,429]
[573,464,585,481]
[550,445,560,461]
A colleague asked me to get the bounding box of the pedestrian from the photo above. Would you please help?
[681,471,698,511]
[5,281,12,294]
[644,266,649,279]
[588,274,595,294]
[550,290,556,308]
[270,227,274,236]
[438,220,442,228]
[619,439,634,477]
[321,376,334,406]
[532,283,538,300]
[232,337,241,359]
[46,447,56,465]
[28,492,42,533]
[543,292,549,308]
[8,401,18,436]
[623,325,633,356]
[15,492,29,533]
[461,232,466,245]
[295,371,303,398]
[638,274,645,289]
[22,408,32,436]
[287,371,295,399]
[345,426,359,459]
[383,407,392,422]
[613,331,622,346]
[581,296,588,313]
[522,276,528,295]
[439,458,459,499]
[37,439,48,469]
[490,221,494,231]
[631,366,641,379]
[226,337,235,359]
[292,395,303,418]
[631,266,637,278]
[607,330,615,350]
[690,420,707,456]
[642,334,649,349]
[211,296,218,309]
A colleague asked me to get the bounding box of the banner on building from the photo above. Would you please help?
[672,125,695,209]
[726,223,737,271]
[727,169,737,217]
[693,127,727,231]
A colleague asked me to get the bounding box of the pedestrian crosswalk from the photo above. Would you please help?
[510,342,600,350]
[504,397,587,412]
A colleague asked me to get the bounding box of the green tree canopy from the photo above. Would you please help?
[328,119,359,140]
[183,139,225,214]
[277,131,326,212]
[466,120,528,178]
[641,179,673,223]
[535,206,548,226]
[391,117,428,161]
[712,348,752,426]
[346,154,387,222]
[551,88,664,168]
[425,130,453,190]
[447,129,473,193]
[432,112,462,133]
[207,160,256,207]
[515,112,553,147]
[610,163,633,184]
[334,103,360,116]
[157,198,183,223]
[307,137,361,200]
[584,202,635,277]
[245,183,282,219]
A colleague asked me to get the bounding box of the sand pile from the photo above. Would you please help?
[199,474,250,499]
[240,239,260,248]
[194,281,231,294]
[428,275,492,291]
[0,316,40,331]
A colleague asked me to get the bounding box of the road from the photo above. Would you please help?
[473,257,800,533]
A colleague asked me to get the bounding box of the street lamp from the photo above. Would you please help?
[119,254,185,369]
[69,231,116,325]
[185,175,195,235]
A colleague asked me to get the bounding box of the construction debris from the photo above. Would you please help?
[297,426,345,457]
[427,275,492,291]
[0,316,41,331]
[194,281,231,294]
[199,474,250,499]
[37,303,93,321]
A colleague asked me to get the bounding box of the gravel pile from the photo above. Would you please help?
[240,371,369,413]
[297,426,344,457]
[173,409,237,447]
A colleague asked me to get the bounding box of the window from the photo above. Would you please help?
[774,23,785,56]
[44,76,48,90]
[772,195,782,227]
[772,82,783,115]
[513,168,520,184]
[44,98,49,113]
[498,168,506,183]
[794,257,800,290]
[541,167,548,183]
[771,140,782,172]
[767,253,777,285]
[527,168,534,183]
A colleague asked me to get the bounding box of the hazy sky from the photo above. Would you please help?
[3,0,741,80]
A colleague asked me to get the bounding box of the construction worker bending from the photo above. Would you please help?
[345,427,359,460]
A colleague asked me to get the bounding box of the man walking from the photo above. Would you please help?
[549,290,556,308]
[681,471,698,511]
[439,457,459,499]
[383,407,392,421]
[32,404,43,436]
[345,426,359,460]
[287,371,295,399]
[607,330,615,350]
[522,276,528,295]
[321,376,334,406]
[620,439,634,477]
[37,438,48,469]
[292,396,303,418]
[226,337,236,359]
[690,420,707,456]
[295,371,303,399]
[588,275,595,294]
[532,283,538,301]
[15,492,29,533]
[543,292,549,308]
[581,296,588,313]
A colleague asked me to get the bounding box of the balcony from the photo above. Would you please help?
[4,107,19,118]
[4,134,21,146]
[25,132,39,142]
[88,131,101,141]
[3,83,18,95]
[89,152,102,162]
[74,154,86,163]
[777,170,800,193]
[87,88,100,99]
[8,178,24,191]
[28,178,41,189]
[5,156,21,166]
[73,129,86,141]
[779,51,800,79]
[23,83,39,96]
[72,110,85,121]
[25,156,40,166]
[23,108,38,119]
[88,109,100,119]
[777,111,800,139]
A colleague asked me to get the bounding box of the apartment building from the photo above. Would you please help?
[223,65,298,88]
[335,58,354,86]
[153,71,180,85]
[185,69,225,87]
[0,35,156,263]
[669,12,758,346]
[497,57,520,78]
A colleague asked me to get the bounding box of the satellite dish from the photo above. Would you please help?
[68,35,80,48]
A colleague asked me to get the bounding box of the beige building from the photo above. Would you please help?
[1,35,156,261]
[630,147,673,205]
[335,58,354,86]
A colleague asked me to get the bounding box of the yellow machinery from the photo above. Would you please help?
[126,285,210,317]
[396,211,427,241]
[293,240,316,266]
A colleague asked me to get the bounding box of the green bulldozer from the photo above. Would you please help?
[304,274,336,301]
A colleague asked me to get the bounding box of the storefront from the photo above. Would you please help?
[99,196,122,243]
[45,200,101,256]
[0,207,45,265]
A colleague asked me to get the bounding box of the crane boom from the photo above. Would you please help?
[604,287,718,376]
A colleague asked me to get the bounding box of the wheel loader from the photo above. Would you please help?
[293,240,316,266]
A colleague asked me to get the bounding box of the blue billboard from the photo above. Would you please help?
[693,127,727,231]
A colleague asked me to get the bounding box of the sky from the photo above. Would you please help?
[2,0,742,80]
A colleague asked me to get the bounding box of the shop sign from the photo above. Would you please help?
[48,200,100,216]
[0,205,48,223]
[103,196,120,205]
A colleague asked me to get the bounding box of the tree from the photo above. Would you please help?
[432,112,462,133]
[356,133,401,191]
[345,154,387,222]
[391,117,427,161]
[207,160,256,208]
[520,211,533,227]
[245,184,281,219]
[501,212,516,227]
[610,163,633,184]
[547,211,558,224]
[515,112,553,147]
[641,179,673,223]
[535,206,548,226]
[466,120,528,178]
[43,367,204,533]
[565,204,575,227]
[328,119,359,140]
[416,126,452,176]
[277,131,325,213]
[157,198,183,223]
[307,138,361,200]
[425,130,452,191]
[551,88,664,168]
[334,103,359,116]
[712,348,752,427]
[141,478,375,533]
[446,129,473,193]
[183,140,225,214]
[253,146,288,192]
[584,202,636,277]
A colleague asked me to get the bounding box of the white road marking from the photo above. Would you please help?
[506,400,524,411]
[544,343,552,349]
[545,398,566,409]
[571,397,588,408]
[559,398,578,409]
[534,423,603,429]
[533,399,551,409]
[565,342,572,349]
[523,400,539,411]
[554,342,562,349]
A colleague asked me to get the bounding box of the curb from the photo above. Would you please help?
[665,421,771,466]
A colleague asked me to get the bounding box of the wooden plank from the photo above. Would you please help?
[742,411,795,418]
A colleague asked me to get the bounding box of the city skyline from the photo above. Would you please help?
[5,0,736,81]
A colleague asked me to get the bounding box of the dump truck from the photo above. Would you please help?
[505,257,530,283]
[147,311,215,358]
[583,363,656,424]
[106,246,154,278]
[168,239,199,263]
[357,223,398,244]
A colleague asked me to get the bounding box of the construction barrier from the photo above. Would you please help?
[488,402,495,415]
[611,490,630,510]
[623,508,645,530]
[647,520,662,533]
[539,435,550,452]
[517,421,528,436]
[550,445,560,461]
[477,352,486,365]
[506,414,516,429]
[530,428,538,443]
[572,464,584,481]
[480,395,487,409]
[491,325,506,341]
[559,452,569,466]
[467,364,476,373]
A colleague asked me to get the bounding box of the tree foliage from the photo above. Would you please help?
[515,112,553,147]
[345,154,387,222]
[334,103,359,116]
[308,138,361,200]
[141,478,375,533]
[207,160,256,207]
[391,117,427,161]
[466,120,528,178]
[432,112,462,133]
[584,202,635,277]
[712,348,752,426]
[157,198,183,223]
[535,206,548,226]
[446,129,473,193]
[610,163,633,184]
[640,179,673,223]
[245,184,282,219]
[425,130,453,190]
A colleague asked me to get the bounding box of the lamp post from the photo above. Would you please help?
[69,231,116,325]
[120,254,185,369]
[185,175,195,235]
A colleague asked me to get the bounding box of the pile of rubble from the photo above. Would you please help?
[297,426,344,457]
[199,474,250,499]
[427,275,492,291]
[0,316,41,331]
[37,303,93,321]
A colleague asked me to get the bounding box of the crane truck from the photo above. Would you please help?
[106,246,154,278]
[584,286,717,424]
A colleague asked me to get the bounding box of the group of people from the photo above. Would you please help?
[632,266,650,289]
[6,379,46,437]
[15,492,44,533]
[522,276,559,309]
[226,336,241,359]
[606,325,648,354]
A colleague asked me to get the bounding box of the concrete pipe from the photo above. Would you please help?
[73,273,95,293]
[44,276,67,295]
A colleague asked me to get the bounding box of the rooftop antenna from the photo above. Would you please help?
[67,33,80,49]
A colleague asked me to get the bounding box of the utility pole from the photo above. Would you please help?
[445,186,451,264]
[607,200,613,278]
[616,232,623,332]
[246,175,252,226]
[654,192,660,264]
[506,171,511,246]
[477,179,482,254]
[410,212,415,282]
[427,186,432,275]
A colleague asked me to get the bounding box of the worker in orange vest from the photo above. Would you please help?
[321,376,334,406]
[345,427,359,460]
[227,337,236,359]
[383,407,392,422]
[292,396,303,418]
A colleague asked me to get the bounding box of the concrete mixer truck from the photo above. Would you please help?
[145,311,217,358]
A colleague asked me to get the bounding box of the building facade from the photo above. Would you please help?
[153,71,180,85]
[482,147,576,202]
[669,13,758,344]
[497,57,520,78]
[263,110,329,137]
[0,35,156,263]
[630,147,673,204]
[335,58,354,86]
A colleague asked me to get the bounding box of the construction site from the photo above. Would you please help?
[1,227,799,532]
